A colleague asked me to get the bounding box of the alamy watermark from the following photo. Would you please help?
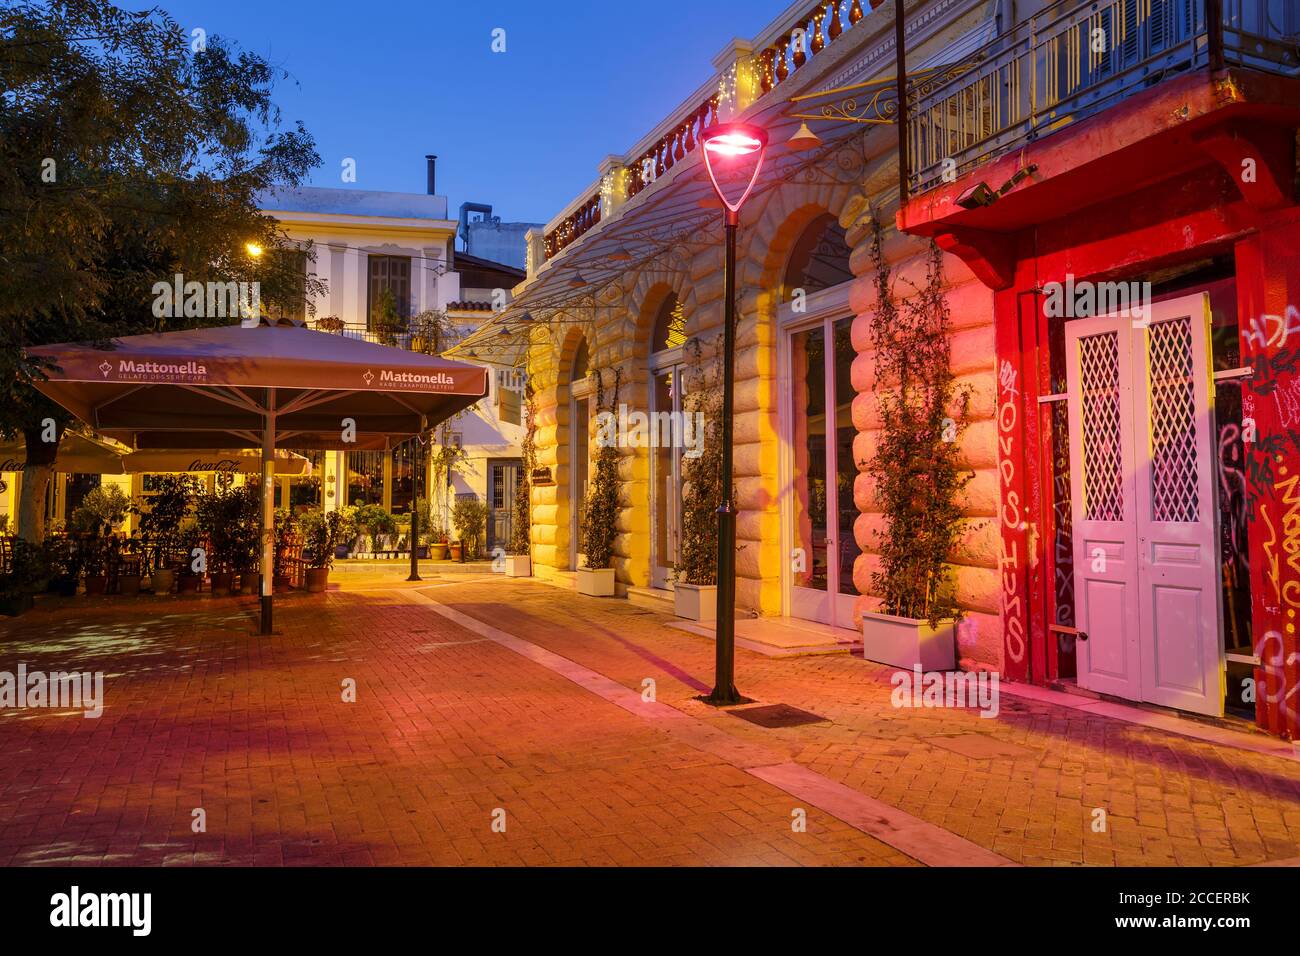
[595,403,705,458]
[1042,273,1152,323]
[152,273,260,323]
[890,665,1000,718]
[0,664,104,718]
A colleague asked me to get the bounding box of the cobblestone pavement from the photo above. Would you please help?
[1,572,1299,867]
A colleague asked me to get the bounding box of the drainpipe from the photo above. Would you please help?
[895,0,910,207]
[1206,0,1225,71]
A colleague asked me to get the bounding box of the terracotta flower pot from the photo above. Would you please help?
[151,568,176,594]
[430,542,448,561]
[209,571,234,595]
[117,574,142,597]
[449,543,463,561]
[304,567,329,593]
[178,574,200,594]
[84,575,108,596]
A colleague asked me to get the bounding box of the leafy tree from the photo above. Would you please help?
[1,0,322,540]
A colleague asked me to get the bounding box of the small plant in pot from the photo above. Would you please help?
[451,497,487,562]
[503,393,535,577]
[115,534,144,596]
[273,508,297,589]
[673,339,724,620]
[44,536,82,597]
[578,368,621,597]
[132,475,198,594]
[861,227,971,670]
[352,503,398,557]
[196,485,260,595]
[176,522,203,593]
[299,508,343,592]
[0,539,49,615]
[80,533,116,595]
[415,497,447,560]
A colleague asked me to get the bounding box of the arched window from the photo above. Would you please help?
[571,337,589,381]
[651,292,687,353]
[782,213,852,301]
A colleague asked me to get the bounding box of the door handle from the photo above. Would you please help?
[1050,624,1088,642]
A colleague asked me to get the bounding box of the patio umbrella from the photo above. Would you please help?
[27,321,488,633]
[0,430,128,475]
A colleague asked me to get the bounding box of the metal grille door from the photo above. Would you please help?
[1065,293,1222,716]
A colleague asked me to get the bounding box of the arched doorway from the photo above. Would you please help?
[777,213,859,628]
[647,292,688,588]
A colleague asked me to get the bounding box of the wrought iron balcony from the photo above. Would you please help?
[908,0,1300,195]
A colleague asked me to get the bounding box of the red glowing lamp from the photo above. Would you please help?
[700,123,768,220]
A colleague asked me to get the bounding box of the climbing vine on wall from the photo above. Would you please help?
[582,367,622,570]
[865,217,971,626]
[675,337,725,586]
[509,388,535,556]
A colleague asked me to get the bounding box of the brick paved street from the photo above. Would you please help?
[2,573,1299,867]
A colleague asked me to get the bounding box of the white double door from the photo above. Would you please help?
[1065,293,1224,716]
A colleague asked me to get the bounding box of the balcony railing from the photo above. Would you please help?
[908,0,1300,194]
[541,0,879,262]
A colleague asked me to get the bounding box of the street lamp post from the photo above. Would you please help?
[699,123,767,706]
[408,425,426,582]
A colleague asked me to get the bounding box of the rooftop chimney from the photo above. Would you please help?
[426,154,437,195]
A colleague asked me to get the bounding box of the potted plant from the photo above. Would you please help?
[273,508,297,589]
[861,228,971,670]
[133,474,197,594]
[68,484,130,537]
[673,340,723,620]
[315,315,345,333]
[177,522,203,593]
[352,503,398,557]
[81,534,114,595]
[45,536,81,597]
[451,497,487,562]
[428,526,449,561]
[300,508,343,592]
[578,368,621,597]
[0,539,47,615]
[197,485,259,595]
[116,535,143,595]
[371,287,407,347]
[504,393,535,577]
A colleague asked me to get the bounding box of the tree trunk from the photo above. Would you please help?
[17,425,59,543]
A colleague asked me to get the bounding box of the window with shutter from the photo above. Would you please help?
[367,255,412,329]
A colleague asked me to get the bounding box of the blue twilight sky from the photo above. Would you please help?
[148,0,793,230]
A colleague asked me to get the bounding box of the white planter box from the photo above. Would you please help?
[673,583,717,621]
[504,555,531,578]
[861,610,956,671]
[576,567,616,597]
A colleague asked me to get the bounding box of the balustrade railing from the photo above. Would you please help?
[541,0,879,262]
[908,0,1299,194]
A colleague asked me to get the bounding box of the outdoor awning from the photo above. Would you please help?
[0,432,312,477]
[27,321,488,635]
[27,323,488,449]
[121,448,312,477]
[0,430,130,475]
